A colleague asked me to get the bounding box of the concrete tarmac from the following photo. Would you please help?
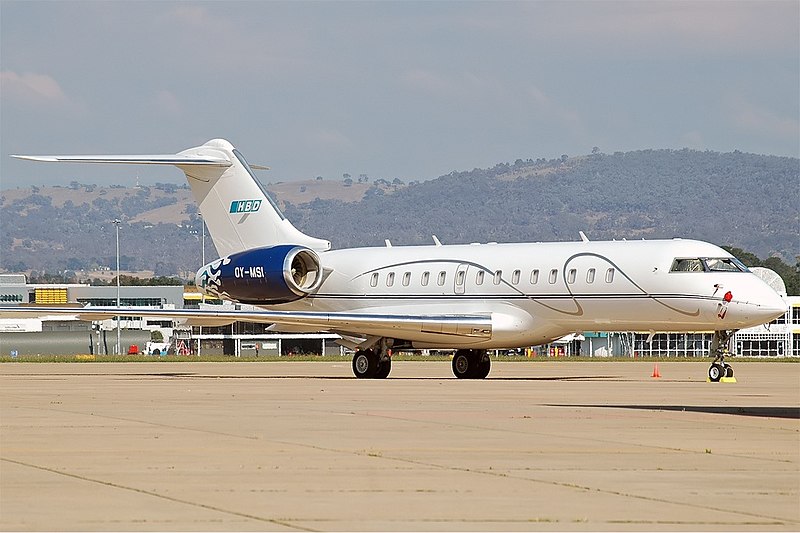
[1,361,798,531]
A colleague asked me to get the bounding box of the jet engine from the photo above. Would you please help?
[195,245,323,304]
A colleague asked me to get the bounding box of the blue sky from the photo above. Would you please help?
[1,0,798,188]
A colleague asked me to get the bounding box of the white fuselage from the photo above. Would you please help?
[272,238,786,349]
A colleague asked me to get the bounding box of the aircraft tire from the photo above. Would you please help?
[452,351,473,379]
[708,363,724,382]
[353,349,379,379]
[475,355,491,379]
[724,364,734,378]
[375,357,392,379]
[453,350,488,379]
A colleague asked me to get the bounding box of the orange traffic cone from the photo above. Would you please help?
[652,363,661,378]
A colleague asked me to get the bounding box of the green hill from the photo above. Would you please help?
[2,149,797,279]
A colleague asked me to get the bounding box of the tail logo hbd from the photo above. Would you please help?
[230,199,262,213]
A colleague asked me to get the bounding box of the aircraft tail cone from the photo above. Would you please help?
[652,363,661,379]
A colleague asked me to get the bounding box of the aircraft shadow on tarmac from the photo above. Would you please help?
[546,404,800,419]
[154,374,625,382]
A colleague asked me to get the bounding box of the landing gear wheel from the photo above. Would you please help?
[723,364,734,378]
[375,357,392,379]
[452,350,489,379]
[708,329,736,382]
[475,355,491,379]
[452,351,474,379]
[708,363,725,382]
[353,349,379,379]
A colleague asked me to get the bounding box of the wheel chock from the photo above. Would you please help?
[720,377,737,383]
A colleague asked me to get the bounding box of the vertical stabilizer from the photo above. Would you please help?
[176,139,330,257]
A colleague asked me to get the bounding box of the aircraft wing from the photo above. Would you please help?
[0,306,492,339]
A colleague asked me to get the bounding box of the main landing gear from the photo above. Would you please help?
[708,330,736,382]
[452,349,491,379]
[352,348,392,379]
[350,343,492,379]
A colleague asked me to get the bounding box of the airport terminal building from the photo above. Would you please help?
[1,274,797,358]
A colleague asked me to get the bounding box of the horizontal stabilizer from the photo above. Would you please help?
[12,138,327,255]
[11,154,231,167]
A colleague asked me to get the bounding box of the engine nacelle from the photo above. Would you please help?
[195,245,323,304]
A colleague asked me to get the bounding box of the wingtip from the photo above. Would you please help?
[11,155,55,162]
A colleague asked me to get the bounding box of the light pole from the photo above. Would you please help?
[199,214,205,357]
[113,219,122,355]
[200,214,206,303]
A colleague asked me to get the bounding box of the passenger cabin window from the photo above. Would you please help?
[493,270,502,285]
[386,272,395,287]
[421,271,430,286]
[605,268,615,283]
[530,269,539,284]
[549,269,558,284]
[456,270,465,286]
[370,273,378,287]
[476,271,485,285]
[567,269,576,284]
[587,268,596,283]
[437,271,446,286]
[512,270,521,285]
[402,272,411,286]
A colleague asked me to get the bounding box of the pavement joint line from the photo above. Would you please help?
[281,517,785,526]
[0,457,316,532]
[7,405,261,441]
[233,435,797,526]
[17,448,785,529]
[8,393,797,486]
[363,452,798,526]
[339,409,798,465]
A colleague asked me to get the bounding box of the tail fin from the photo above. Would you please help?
[14,139,331,257]
[176,139,329,256]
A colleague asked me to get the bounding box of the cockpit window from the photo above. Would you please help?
[670,257,750,273]
[704,258,749,272]
[671,258,704,272]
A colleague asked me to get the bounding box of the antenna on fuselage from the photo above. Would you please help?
[432,235,442,246]
[579,231,589,242]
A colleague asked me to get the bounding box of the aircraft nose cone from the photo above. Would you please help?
[759,292,788,321]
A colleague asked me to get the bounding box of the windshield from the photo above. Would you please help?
[706,257,750,272]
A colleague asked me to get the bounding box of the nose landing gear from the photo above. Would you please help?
[708,330,736,382]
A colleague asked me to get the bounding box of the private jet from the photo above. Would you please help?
[3,139,787,380]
